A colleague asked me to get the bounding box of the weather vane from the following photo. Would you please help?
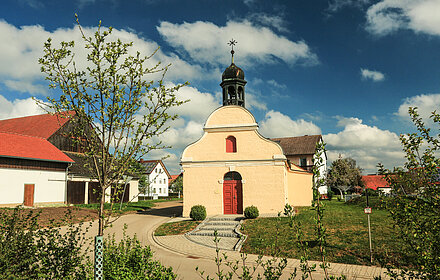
[228,39,237,63]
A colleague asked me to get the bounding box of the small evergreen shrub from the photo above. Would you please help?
[190,205,206,221]
[244,205,259,219]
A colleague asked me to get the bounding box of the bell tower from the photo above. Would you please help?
[220,39,247,107]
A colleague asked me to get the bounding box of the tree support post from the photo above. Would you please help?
[94,235,103,280]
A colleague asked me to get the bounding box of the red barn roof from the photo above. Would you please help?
[362,175,390,190]
[0,132,74,163]
[0,111,74,139]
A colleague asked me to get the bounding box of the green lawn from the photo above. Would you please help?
[241,199,414,267]
[76,198,182,214]
[154,220,201,236]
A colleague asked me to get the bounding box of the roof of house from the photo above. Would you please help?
[139,159,171,179]
[270,135,323,156]
[63,151,95,176]
[362,175,390,190]
[0,111,74,139]
[0,132,74,163]
[169,173,182,185]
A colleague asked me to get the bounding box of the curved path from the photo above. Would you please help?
[92,201,388,280]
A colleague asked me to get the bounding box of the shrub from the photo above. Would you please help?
[244,205,259,219]
[102,226,176,280]
[327,190,334,200]
[363,188,379,197]
[0,207,91,279]
[190,205,206,221]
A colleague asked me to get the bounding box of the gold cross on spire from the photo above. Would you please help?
[228,39,237,64]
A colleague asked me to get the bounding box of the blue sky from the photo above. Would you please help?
[1,0,440,174]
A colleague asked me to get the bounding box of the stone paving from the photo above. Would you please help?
[153,214,391,279]
[154,234,389,279]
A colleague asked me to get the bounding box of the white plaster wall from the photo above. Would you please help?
[0,168,66,205]
[128,180,139,202]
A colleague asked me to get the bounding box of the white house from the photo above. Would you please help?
[139,160,171,198]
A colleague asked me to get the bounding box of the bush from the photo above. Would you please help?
[190,205,206,221]
[327,190,334,200]
[102,227,176,280]
[0,207,91,279]
[363,188,379,197]
[244,205,259,219]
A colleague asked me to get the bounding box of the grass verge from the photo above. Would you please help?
[241,199,413,267]
[76,198,182,214]
[154,220,201,236]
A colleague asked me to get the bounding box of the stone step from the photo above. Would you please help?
[204,221,239,226]
[190,230,239,238]
[201,226,236,231]
[209,216,243,222]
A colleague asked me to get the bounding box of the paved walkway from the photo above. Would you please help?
[84,201,391,279]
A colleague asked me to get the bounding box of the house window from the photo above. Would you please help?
[300,158,307,167]
[226,136,237,153]
[159,188,162,193]
[153,188,156,193]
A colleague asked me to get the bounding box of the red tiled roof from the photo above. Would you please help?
[0,132,74,163]
[0,111,75,139]
[170,175,179,182]
[362,175,390,190]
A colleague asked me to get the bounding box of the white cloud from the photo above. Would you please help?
[246,92,267,111]
[0,94,45,120]
[324,117,404,173]
[4,80,48,95]
[327,0,371,12]
[0,20,210,97]
[259,110,321,138]
[366,0,440,36]
[167,83,221,121]
[396,93,440,121]
[246,13,289,33]
[360,68,385,82]
[156,20,318,67]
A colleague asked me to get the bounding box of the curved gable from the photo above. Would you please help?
[182,106,285,162]
[205,106,256,127]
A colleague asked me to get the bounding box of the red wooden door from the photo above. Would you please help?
[24,184,35,207]
[223,180,242,214]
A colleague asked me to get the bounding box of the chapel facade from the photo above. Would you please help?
[181,47,313,217]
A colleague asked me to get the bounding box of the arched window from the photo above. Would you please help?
[228,86,236,99]
[237,86,243,99]
[226,136,237,153]
[224,171,242,181]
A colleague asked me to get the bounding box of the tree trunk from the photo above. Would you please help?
[98,186,105,236]
[338,188,344,199]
